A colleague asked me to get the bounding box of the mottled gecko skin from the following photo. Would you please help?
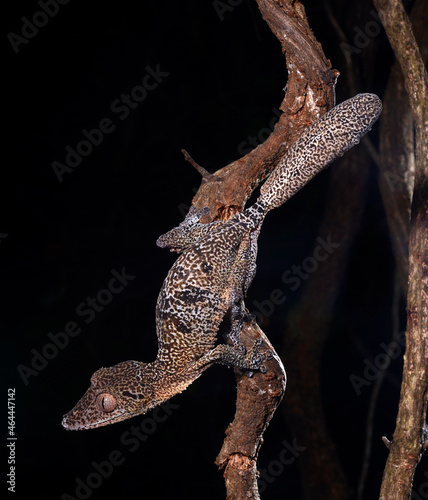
[62,93,382,430]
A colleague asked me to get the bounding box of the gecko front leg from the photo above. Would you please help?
[156,206,221,252]
[187,338,268,375]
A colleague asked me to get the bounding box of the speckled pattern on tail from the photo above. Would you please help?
[259,93,382,210]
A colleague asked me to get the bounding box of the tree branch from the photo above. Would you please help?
[191,2,338,223]
[373,1,428,498]
[185,0,338,497]
[376,0,428,297]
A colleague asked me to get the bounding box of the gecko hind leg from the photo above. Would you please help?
[225,226,261,352]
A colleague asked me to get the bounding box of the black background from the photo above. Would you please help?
[3,1,427,499]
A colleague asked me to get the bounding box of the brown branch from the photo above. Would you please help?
[191,3,337,223]
[376,0,428,296]
[184,1,338,498]
[375,0,428,296]
[215,324,286,497]
[373,1,428,498]
[181,149,214,181]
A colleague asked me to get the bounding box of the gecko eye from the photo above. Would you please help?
[95,393,117,413]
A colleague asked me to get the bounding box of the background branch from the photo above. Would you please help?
[376,0,428,297]
[372,0,428,498]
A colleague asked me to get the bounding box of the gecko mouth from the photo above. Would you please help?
[61,410,129,431]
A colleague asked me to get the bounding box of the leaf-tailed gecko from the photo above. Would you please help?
[62,93,382,430]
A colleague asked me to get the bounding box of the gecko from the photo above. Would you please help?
[62,93,382,430]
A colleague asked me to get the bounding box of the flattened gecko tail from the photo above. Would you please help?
[258,93,382,211]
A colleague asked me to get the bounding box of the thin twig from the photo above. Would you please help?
[181,149,214,180]
[382,436,392,449]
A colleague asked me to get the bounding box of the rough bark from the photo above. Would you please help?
[215,324,286,499]
[377,0,428,297]
[373,1,428,498]
[186,1,338,497]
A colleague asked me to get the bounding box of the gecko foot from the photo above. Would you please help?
[243,338,271,376]
[198,338,270,375]
[228,337,246,355]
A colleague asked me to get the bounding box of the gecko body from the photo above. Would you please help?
[62,93,382,430]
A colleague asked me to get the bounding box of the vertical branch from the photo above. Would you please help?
[189,1,338,498]
[376,0,428,297]
[377,60,413,296]
[373,0,428,498]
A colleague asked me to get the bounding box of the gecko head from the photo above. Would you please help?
[62,360,157,430]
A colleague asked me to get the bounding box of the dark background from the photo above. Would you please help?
[3,0,426,499]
